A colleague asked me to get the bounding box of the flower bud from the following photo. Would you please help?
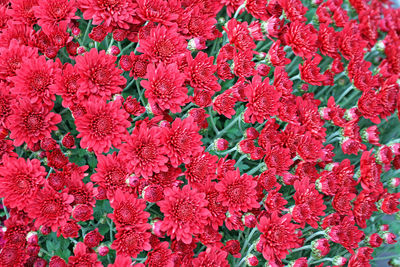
[98,245,109,256]
[311,238,330,258]
[367,233,383,248]
[246,254,259,266]
[214,138,229,151]
[142,184,164,202]
[383,232,397,244]
[27,232,38,245]
[242,213,257,228]
[107,45,120,56]
[332,256,347,266]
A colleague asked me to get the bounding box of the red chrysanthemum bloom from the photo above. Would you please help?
[68,242,102,267]
[186,51,221,94]
[185,151,218,188]
[9,55,60,107]
[57,219,81,238]
[75,99,130,154]
[213,89,237,119]
[108,189,150,230]
[0,244,28,266]
[215,169,260,213]
[54,63,81,108]
[27,185,74,232]
[78,0,137,29]
[137,25,187,64]
[244,75,281,124]
[7,99,61,147]
[33,0,78,34]
[0,83,13,127]
[7,0,38,26]
[158,185,210,244]
[0,39,38,82]
[292,178,326,228]
[329,216,364,254]
[136,0,178,26]
[161,117,203,168]
[90,152,131,196]
[197,184,227,230]
[0,156,46,210]
[75,48,126,101]
[111,227,152,258]
[192,247,230,267]
[223,19,256,51]
[119,121,168,178]
[284,20,318,59]
[257,213,302,265]
[145,242,174,267]
[141,62,188,113]
[0,139,17,164]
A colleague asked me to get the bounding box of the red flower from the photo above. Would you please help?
[119,121,168,178]
[54,63,81,108]
[198,182,227,230]
[161,117,203,168]
[348,247,374,267]
[213,89,237,119]
[329,216,364,253]
[299,54,327,86]
[292,178,326,228]
[9,55,60,107]
[357,88,382,124]
[158,185,210,244]
[75,99,130,154]
[257,213,302,265]
[0,244,28,266]
[77,0,137,29]
[83,229,104,248]
[75,48,126,101]
[33,0,78,34]
[145,242,174,267]
[108,189,150,230]
[7,98,61,147]
[192,247,230,267]
[0,83,14,127]
[186,51,221,94]
[68,242,102,267]
[268,40,291,67]
[111,228,152,258]
[27,185,74,232]
[136,0,178,26]
[223,19,256,51]
[244,75,281,124]
[141,62,188,113]
[185,151,218,188]
[137,25,187,64]
[0,156,44,210]
[215,169,260,213]
[284,21,318,59]
[90,152,131,196]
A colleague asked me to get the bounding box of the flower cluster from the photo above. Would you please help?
[0,0,400,266]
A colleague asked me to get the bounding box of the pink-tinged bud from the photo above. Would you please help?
[84,229,104,248]
[223,240,241,258]
[290,257,307,267]
[120,55,133,71]
[34,258,47,267]
[261,16,283,37]
[300,84,309,91]
[380,224,390,232]
[344,107,359,121]
[246,254,259,266]
[390,177,400,188]
[98,245,109,256]
[27,244,40,256]
[126,175,140,187]
[332,256,347,266]
[377,146,393,165]
[362,126,380,146]
[151,218,164,238]
[40,226,51,235]
[383,232,397,244]
[242,213,257,228]
[49,256,67,267]
[76,46,87,54]
[391,143,400,155]
[311,238,330,257]
[107,45,120,56]
[71,26,81,36]
[368,233,383,248]
[142,184,164,202]
[245,127,259,139]
[27,232,38,244]
[187,37,207,51]
[62,132,75,149]
[123,96,145,116]
[214,138,229,151]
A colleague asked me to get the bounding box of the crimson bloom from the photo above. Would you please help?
[27,185,74,232]
[111,227,152,258]
[158,185,210,244]
[75,48,126,101]
[215,169,260,213]
[141,62,188,113]
[68,242,102,267]
[7,98,61,148]
[75,99,130,154]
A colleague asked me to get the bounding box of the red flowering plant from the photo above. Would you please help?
[1,0,400,266]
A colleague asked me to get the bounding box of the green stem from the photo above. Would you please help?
[1,198,9,219]
[215,115,241,139]
[233,3,246,18]
[82,20,92,45]
[336,84,354,103]
[290,245,311,253]
[208,107,220,135]
[135,79,146,106]
[247,163,264,175]
[304,231,326,243]
[372,255,399,261]
[310,258,334,264]
[108,219,115,243]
